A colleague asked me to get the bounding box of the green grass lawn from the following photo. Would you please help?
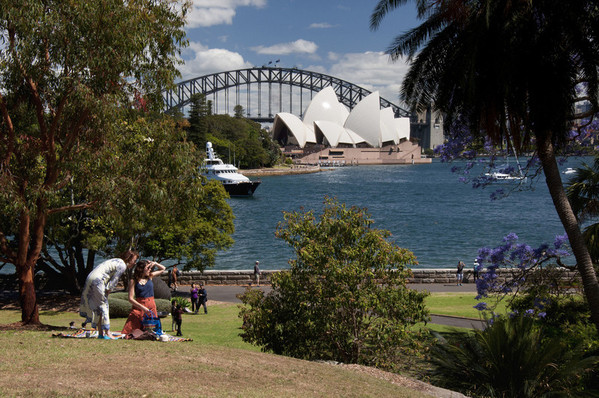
[425,292,508,318]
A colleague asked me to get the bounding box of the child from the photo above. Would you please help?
[174,304,183,336]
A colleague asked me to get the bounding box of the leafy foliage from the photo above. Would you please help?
[194,114,280,169]
[567,156,599,264]
[35,113,234,293]
[430,316,599,397]
[0,0,190,323]
[185,92,280,169]
[171,296,190,309]
[239,197,429,371]
[370,0,599,333]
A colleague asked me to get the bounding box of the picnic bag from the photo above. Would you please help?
[142,312,163,335]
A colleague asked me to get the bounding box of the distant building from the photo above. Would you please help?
[410,107,445,151]
[272,86,410,149]
[272,87,430,165]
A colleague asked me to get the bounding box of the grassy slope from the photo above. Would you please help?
[0,303,433,398]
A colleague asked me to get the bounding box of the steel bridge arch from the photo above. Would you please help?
[162,67,410,121]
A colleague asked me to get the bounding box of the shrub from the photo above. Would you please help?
[429,316,599,397]
[108,297,132,318]
[155,298,171,314]
[108,293,172,318]
[153,277,171,300]
[110,292,129,301]
[239,197,429,371]
[171,296,190,309]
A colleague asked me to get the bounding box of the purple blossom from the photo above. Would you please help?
[503,233,519,244]
[474,302,488,311]
[554,234,568,249]
[525,309,535,316]
[474,233,573,301]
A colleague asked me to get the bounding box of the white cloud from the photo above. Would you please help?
[179,41,252,80]
[309,22,335,29]
[315,51,410,105]
[251,39,318,55]
[186,0,266,28]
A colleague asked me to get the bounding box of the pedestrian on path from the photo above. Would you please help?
[198,284,208,314]
[456,261,465,286]
[253,261,261,286]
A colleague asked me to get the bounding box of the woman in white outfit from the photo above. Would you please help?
[79,250,139,339]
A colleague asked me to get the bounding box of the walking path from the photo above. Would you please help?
[177,283,486,330]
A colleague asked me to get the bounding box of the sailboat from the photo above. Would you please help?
[485,140,527,183]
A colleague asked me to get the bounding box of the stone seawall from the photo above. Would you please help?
[161,268,580,286]
[0,268,580,290]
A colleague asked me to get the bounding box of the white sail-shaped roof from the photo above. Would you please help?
[395,117,410,141]
[272,113,310,147]
[303,86,349,126]
[344,91,382,147]
[274,88,410,148]
[303,122,317,145]
[314,121,366,147]
[380,107,398,144]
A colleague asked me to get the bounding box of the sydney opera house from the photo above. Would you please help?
[272,87,430,165]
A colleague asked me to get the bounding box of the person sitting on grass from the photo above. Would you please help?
[121,260,166,337]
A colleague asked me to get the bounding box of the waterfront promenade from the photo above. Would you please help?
[176,282,486,330]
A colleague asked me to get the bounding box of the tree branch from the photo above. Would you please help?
[47,201,97,215]
[0,92,15,169]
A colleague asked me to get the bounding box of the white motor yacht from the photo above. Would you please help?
[201,142,260,196]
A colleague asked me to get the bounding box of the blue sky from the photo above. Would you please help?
[178,1,420,104]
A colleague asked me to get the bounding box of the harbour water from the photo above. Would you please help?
[215,157,591,270]
[0,157,590,274]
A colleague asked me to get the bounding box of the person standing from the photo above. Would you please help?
[121,260,166,336]
[79,250,139,339]
[174,304,183,336]
[198,283,208,314]
[190,283,199,314]
[170,299,177,332]
[456,261,465,286]
[171,265,179,292]
[473,259,480,280]
[253,260,261,286]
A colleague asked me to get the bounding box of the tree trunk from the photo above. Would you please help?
[537,133,599,331]
[16,205,45,325]
[18,258,39,324]
[16,209,40,324]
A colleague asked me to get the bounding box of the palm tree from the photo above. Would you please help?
[567,157,599,264]
[371,0,599,331]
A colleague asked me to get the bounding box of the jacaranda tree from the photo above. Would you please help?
[239,197,429,371]
[371,0,599,331]
[0,0,189,324]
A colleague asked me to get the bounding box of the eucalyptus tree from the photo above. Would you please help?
[371,0,599,330]
[37,114,234,295]
[0,0,190,324]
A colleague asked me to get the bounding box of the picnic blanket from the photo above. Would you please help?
[52,328,192,342]
[52,329,126,339]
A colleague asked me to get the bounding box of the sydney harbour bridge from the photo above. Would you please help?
[162,67,411,122]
